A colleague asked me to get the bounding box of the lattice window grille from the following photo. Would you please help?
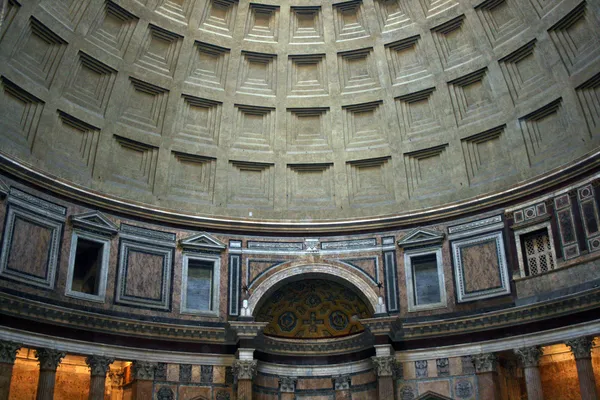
[524,231,555,276]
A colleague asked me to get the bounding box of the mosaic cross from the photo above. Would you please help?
[303,312,324,333]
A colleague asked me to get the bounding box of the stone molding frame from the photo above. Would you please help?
[451,231,511,303]
[246,263,380,316]
[0,189,66,289]
[513,220,558,278]
[65,229,112,303]
[403,246,447,312]
[180,252,221,316]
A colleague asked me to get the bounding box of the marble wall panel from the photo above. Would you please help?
[451,231,510,302]
[417,379,451,397]
[7,216,52,279]
[297,378,333,390]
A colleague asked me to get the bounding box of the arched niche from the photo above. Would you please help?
[247,263,380,317]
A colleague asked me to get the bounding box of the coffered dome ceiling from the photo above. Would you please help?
[256,279,371,339]
[0,0,598,221]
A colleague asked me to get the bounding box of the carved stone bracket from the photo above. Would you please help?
[372,355,396,377]
[332,374,351,390]
[472,353,498,373]
[132,360,156,381]
[566,337,595,359]
[0,340,22,364]
[233,360,257,380]
[35,348,66,371]
[86,355,115,377]
[228,321,268,341]
[360,315,402,339]
[515,346,543,368]
[279,376,297,393]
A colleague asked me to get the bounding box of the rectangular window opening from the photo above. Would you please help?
[520,228,555,276]
[72,238,103,295]
[411,253,441,306]
[186,259,214,311]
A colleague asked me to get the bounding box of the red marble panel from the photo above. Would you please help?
[7,217,52,278]
[256,373,279,388]
[9,357,39,399]
[540,359,580,400]
[351,370,375,386]
[178,385,210,399]
[462,240,501,293]
[55,362,90,400]
[351,389,376,400]
[125,250,164,299]
[297,377,333,390]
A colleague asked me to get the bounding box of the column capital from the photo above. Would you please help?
[472,353,498,373]
[232,359,257,380]
[34,348,65,371]
[279,376,297,393]
[515,346,543,368]
[132,360,156,381]
[332,374,351,391]
[0,340,21,364]
[566,337,595,359]
[371,355,399,378]
[86,355,114,377]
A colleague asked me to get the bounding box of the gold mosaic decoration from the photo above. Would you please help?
[256,280,370,338]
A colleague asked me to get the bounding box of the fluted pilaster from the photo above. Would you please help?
[566,337,598,400]
[86,355,114,400]
[515,346,544,400]
[0,341,21,400]
[34,348,65,400]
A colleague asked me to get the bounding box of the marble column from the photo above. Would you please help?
[279,376,297,400]
[86,355,114,400]
[0,341,21,400]
[472,353,502,400]
[566,337,598,400]
[131,361,155,400]
[372,356,396,400]
[34,348,66,400]
[332,375,351,400]
[515,346,544,400]
[233,359,257,400]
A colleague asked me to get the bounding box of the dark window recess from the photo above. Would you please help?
[72,238,103,295]
[520,229,555,276]
[412,253,441,306]
[187,259,213,311]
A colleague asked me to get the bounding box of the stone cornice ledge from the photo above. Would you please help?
[0,150,598,233]
[0,326,234,365]
[401,287,600,339]
[0,292,227,343]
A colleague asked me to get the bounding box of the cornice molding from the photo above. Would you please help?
[0,150,598,233]
[0,292,227,343]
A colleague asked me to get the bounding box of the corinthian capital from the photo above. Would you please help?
[232,360,257,380]
[566,337,595,359]
[132,360,156,381]
[86,355,115,377]
[0,340,22,364]
[279,376,297,393]
[515,346,543,368]
[35,348,66,371]
[332,375,351,390]
[371,355,396,377]
[472,353,498,373]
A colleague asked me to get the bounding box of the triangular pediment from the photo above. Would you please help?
[70,211,118,236]
[415,391,453,400]
[180,233,226,252]
[0,178,9,198]
[397,228,444,248]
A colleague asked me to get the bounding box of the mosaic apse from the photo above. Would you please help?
[256,279,371,338]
